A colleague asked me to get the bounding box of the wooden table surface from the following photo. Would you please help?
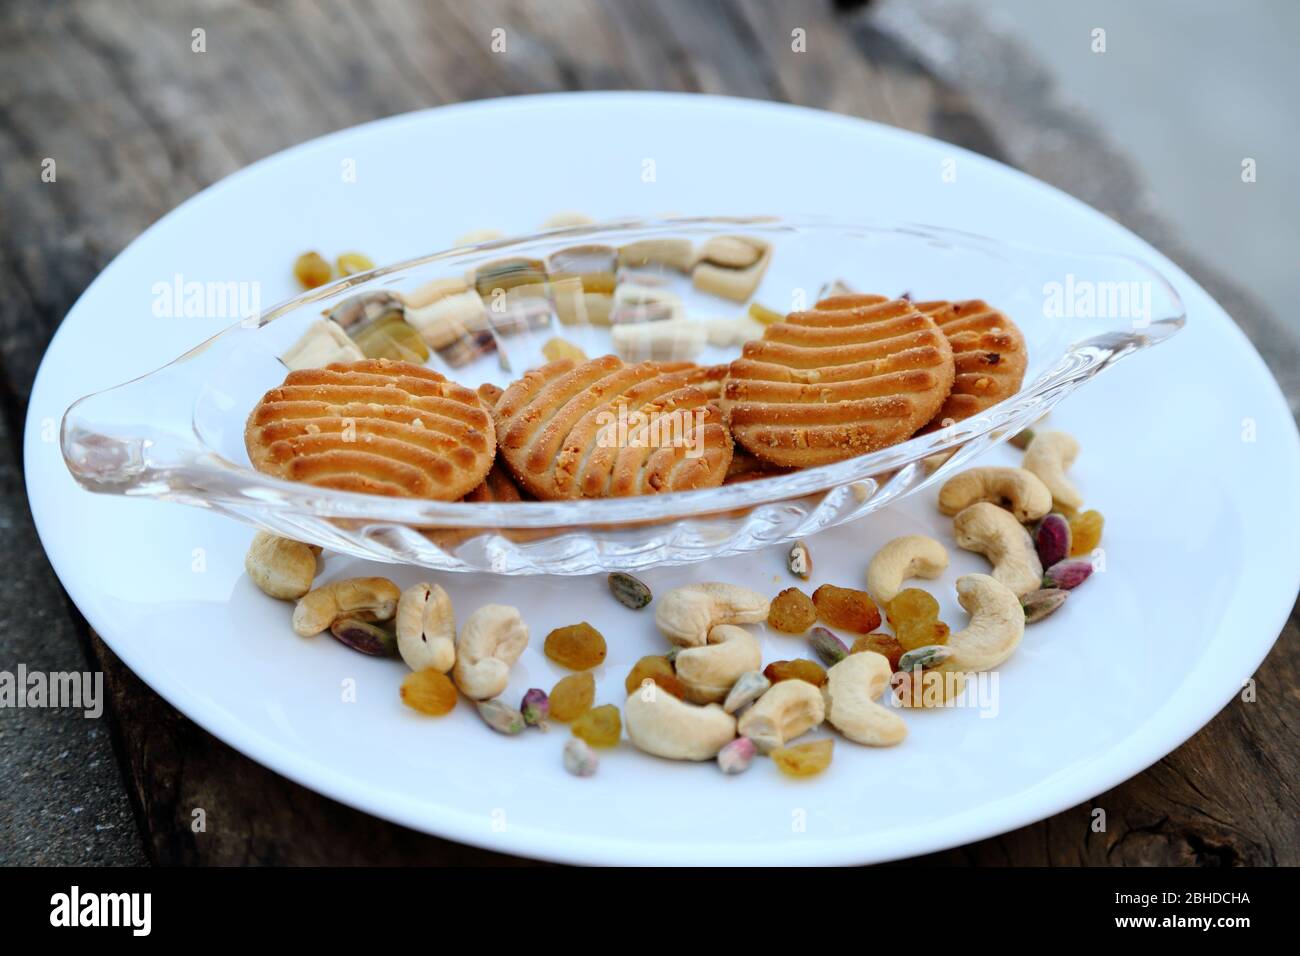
[3,0,1295,865]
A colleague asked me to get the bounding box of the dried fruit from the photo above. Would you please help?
[608,572,652,610]
[809,627,849,666]
[897,644,954,672]
[769,587,817,633]
[541,336,588,363]
[763,659,828,687]
[399,669,457,716]
[624,655,685,699]
[293,251,332,288]
[1068,509,1104,557]
[1042,559,1094,591]
[812,584,881,633]
[571,704,622,747]
[476,698,526,735]
[1021,588,1068,624]
[717,736,757,774]
[521,688,550,728]
[787,540,812,580]
[329,618,398,657]
[892,670,967,709]
[544,622,607,670]
[563,737,599,777]
[1035,513,1072,568]
[850,633,905,671]
[336,251,375,276]
[549,672,595,722]
[770,739,834,778]
[722,671,770,713]
[885,588,950,651]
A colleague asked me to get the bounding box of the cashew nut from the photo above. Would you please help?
[822,651,907,746]
[953,502,1044,598]
[940,574,1025,672]
[674,625,762,704]
[736,679,825,754]
[245,531,319,600]
[291,577,400,637]
[865,535,949,604]
[396,583,456,673]
[1022,430,1083,510]
[623,688,737,761]
[654,583,770,647]
[938,467,1053,521]
[280,319,365,371]
[452,605,529,700]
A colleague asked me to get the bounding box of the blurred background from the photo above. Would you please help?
[877,0,1298,389]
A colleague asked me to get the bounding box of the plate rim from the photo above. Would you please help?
[24,91,1300,865]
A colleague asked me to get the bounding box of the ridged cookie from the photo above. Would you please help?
[462,460,527,502]
[245,358,495,500]
[912,299,1027,430]
[489,355,733,499]
[722,294,956,467]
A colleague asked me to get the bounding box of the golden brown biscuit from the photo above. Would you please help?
[491,356,733,499]
[462,459,527,503]
[723,448,796,485]
[722,295,955,467]
[911,299,1027,430]
[245,358,495,500]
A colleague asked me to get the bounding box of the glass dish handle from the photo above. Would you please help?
[62,336,224,495]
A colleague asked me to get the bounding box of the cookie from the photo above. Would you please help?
[721,295,955,467]
[245,358,495,500]
[913,299,1027,430]
[462,460,527,503]
[723,448,795,485]
[491,355,733,499]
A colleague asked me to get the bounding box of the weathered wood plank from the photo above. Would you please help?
[1,0,1293,866]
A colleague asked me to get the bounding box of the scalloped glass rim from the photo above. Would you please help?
[61,216,1184,540]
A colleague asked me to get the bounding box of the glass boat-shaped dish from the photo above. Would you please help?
[62,217,1184,574]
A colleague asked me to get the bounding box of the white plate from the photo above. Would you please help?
[26,93,1300,865]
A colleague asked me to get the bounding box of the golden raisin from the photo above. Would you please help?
[549,672,595,722]
[399,669,457,716]
[624,655,684,699]
[812,584,881,633]
[893,670,967,709]
[771,739,833,777]
[293,251,333,289]
[571,704,622,747]
[850,633,905,671]
[544,622,607,670]
[1068,509,1104,557]
[885,588,951,651]
[336,251,375,276]
[769,587,817,633]
[763,659,828,687]
[541,337,588,363]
